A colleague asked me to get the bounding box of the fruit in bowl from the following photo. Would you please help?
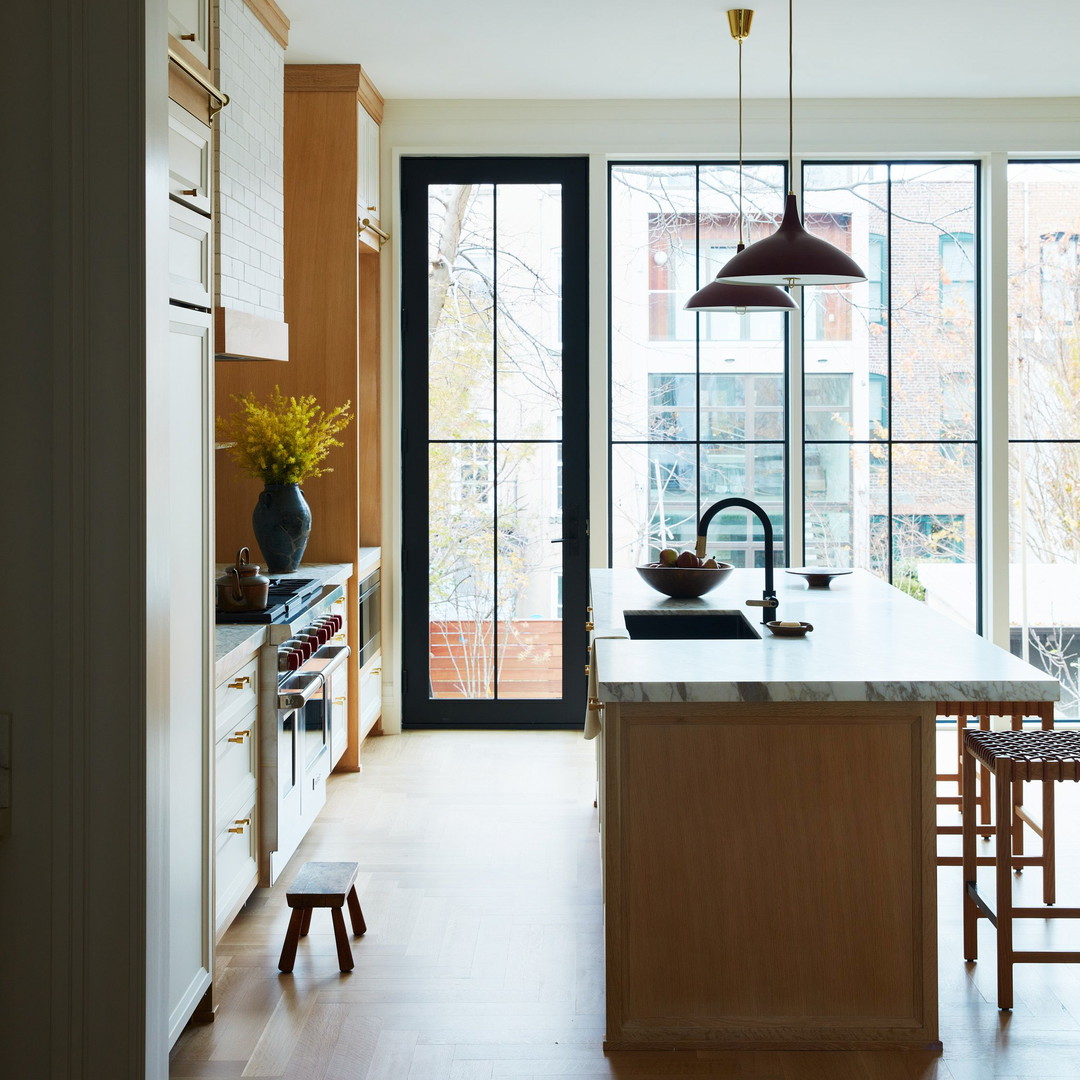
[636,550,734,598]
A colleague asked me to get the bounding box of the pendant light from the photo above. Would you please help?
[684,9,797,314]
[713,0,866,287]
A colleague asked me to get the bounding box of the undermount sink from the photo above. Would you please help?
[622,610,760,641]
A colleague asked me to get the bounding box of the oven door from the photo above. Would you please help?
[357,568,381,667]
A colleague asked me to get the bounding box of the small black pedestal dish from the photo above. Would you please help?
[785,567,852,589]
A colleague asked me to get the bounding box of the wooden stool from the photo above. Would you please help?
[278,860,366,973]
[935,700,1054,877]
[962,729,1080,1009]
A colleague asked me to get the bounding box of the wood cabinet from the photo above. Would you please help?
[215,63,385,771]
[213,655,260,940]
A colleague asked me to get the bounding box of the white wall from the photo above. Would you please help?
[376,96,1080,730]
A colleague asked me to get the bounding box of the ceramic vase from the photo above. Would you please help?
[252,483,311,573]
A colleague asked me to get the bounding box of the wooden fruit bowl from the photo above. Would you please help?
[635,563,734,599]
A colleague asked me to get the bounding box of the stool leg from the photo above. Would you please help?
[300,907,313,936]
[978,714,992,826]
[331,906,354,972]
[962,746,979,961]
[347,884,366,935]
[278,908,305,973]
[996,765,1015,1010]
[1044,775,1056,905]
[1012,777,1024,866]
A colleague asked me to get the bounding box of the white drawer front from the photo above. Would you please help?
[215,801,258,932]
[169,0,210,68]
[169,201,211,309]
[168,102,211,214]
[215,719,257,830]
[215,656,258,739]
[359,655,382,740]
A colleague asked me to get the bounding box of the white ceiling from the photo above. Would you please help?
[281,0,1080,100]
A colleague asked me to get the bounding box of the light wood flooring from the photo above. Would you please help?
[171,728,1080,1079]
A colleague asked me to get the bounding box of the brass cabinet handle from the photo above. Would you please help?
[371,667,382,675]
[228,818,249,834]
[179,33,196,40]
[333,696,346,706]
[228,675,251,689]
[366,205,377,211]
[228,729,251,744]
[584,664,590,676]
[180,188,198,196]
[585,621,595,632]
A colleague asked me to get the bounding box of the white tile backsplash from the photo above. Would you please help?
[214,0,284,322]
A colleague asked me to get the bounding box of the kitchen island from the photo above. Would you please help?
[589,568,1057,1052]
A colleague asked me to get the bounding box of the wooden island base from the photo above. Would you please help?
[601,699,940,1051]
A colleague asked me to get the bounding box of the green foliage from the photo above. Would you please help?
[217,386,352,486]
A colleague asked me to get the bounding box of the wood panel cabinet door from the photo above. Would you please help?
[166,305,213,1045]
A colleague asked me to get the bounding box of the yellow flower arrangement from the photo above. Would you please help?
[217,387,353,486]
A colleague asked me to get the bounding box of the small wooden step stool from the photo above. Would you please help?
[278,860,366,973]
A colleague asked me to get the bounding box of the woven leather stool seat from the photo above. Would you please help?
[962,724,1080,1010]
[965,729,1080,782]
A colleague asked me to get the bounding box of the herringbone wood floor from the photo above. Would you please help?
[170,729,1080,1079]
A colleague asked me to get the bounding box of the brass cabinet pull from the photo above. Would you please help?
[228,675,251,689]
[371,667,382,675]
[179,32,196,40]
[584,664,590,676]
[228,729,251,743]
[180,188,198,196]
[333,696,346,706]
[228,818,249,834]
[585,621,595,632]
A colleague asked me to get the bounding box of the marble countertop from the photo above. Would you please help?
[214,561,353,682]
[591,568,1059,706]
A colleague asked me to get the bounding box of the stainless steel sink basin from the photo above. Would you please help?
[622,610,760,640]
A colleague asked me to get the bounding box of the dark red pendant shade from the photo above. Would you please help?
[714,193,867,286]
[684,279,797,313]
[684,241,798,312]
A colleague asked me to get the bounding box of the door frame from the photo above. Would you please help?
[400,156,590,728]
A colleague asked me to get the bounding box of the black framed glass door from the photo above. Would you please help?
[400,157,589,727]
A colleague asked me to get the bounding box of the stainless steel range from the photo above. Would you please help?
[220,577,350,885]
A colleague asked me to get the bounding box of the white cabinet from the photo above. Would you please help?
[169,0,210,68]
[214,656,260,939]
[168,101,212,214]
[357,106,380,225]
[166,305,213,1045]
[359,653,382,743]
[169,200,212,309]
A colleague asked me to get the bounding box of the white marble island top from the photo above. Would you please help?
[591,568,1058,706]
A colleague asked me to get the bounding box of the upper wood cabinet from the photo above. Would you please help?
[169,0,211,68]
[216,62,384,771]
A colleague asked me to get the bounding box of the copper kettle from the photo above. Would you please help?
[216,547,270,612]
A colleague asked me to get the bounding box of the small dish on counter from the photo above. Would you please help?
[766,620,813,637]
[785,567,852,588]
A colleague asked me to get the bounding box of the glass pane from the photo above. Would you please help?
[611,443,699,567]
[802,164,888,442]
[494,443,563,699]
[428,183,495,440]
[495,184,563,440]
[700,444,785,568]
[888,164,977,441]
[1008,162,1080,440]
[805,443,888,569]
[891,442,977,627]
[428,441,495,699]
[1009,441,1080,719]
[610,165,698,440]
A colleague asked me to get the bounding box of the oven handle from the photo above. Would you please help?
[312,644,351,680]
[277,670,326,713]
